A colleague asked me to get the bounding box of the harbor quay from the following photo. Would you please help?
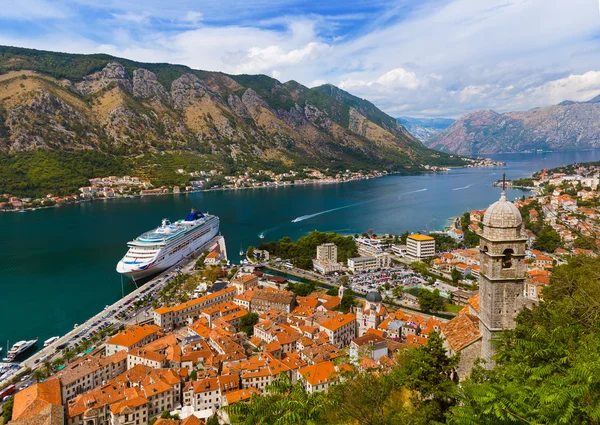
[0,235,227,388]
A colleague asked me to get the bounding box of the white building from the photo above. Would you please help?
[347,253,390,272]
[316,243,338,261]
[406,234,435,262]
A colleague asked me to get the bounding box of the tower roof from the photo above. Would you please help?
[366,290,382,303]
[482,192,522,229]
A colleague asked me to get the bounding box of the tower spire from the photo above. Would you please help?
[500,173,507,201]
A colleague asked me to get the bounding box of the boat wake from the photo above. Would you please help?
[398,188,427,200]
[453,183,475,191]
[291,203,362,223]
[257,223,287,239]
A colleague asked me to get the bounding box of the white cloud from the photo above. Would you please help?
[229,41,331,75]
[525,71,600,105]
[111,11,151,25]
[1,0,600,117]
[182,11,203,25]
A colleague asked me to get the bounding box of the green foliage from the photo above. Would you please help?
[2,395,14,424]
[451,267,461,283]
[326,287,338,296]
[239,312,259,336]
[460,212,480,248]
[532,225,562,252]
[0,150,129,198]
[336,287,357,313]
[206,415,219,425]
[258,232,357,271]
[328,333,458,425]
[450,255,600,424]
[418,288,445,312]
[411,261,429,275]
[431,233,458,251]
[512,177,535,186]
[286,280,317,297]
[573,236,596,250]
[225,372,328,425]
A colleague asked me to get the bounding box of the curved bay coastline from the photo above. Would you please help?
[2,150,600,352]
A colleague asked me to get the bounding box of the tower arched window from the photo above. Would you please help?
[502,249,514,269]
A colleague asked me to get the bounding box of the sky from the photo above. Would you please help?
[1,0,600,118]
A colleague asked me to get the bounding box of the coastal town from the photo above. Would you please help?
[1,162,597,424]
[0,156,500,212]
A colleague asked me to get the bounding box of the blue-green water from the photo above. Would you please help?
[1,150,600,350]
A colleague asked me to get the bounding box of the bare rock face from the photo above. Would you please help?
[227,94,250,119]
[7,91,93,151]
[171,73,217,109]
[241,88,268,110]
[76,62,132,95]
[133,69,170,105]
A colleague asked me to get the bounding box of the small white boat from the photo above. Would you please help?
[44,336,59,347]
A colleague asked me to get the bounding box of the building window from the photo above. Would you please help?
[502,249,514,269]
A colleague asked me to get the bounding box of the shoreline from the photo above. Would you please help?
[2,161,504,214]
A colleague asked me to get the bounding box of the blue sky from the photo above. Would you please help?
[1,0,600,117]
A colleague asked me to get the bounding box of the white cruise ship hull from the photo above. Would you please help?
[116,212,219,280]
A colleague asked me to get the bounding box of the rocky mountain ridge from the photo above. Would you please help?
[396,117,454,141]
[0,46,464,179]
[427,96,600,155]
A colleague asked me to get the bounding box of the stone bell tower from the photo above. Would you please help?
[479,177,527,364]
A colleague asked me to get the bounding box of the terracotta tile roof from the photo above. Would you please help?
[298,361,336,386]
[12,380,62,421]
[181,415,203,425]
[351,333,386,347]
[320,312,356,332]
[110,395,148,414]
[321,297,341,311]
[405,334,428,346]
[467,293,480,313]
[155,287,237,314]
[225,387,260,404]
[106,324,161,348]
[366,328,385,338]
[441,313,481,352]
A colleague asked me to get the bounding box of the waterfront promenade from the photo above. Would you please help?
[0,235,227,389]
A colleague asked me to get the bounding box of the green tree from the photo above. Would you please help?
[206,414,219,425]
[451,268,461,283]
[336,288,357,313]
[418,289,444,312]
[225,372,328,425]
[396,332,459,424]
[340,275,349,285]
[532,225,561,252]
[411,261,428,275]
[2,395,14,424]
[326,287,339,296]
[450,255,600,425]
[239,312,259,336]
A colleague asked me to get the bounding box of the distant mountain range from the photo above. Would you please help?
[0,45,468,196]
[396,117,455,141]
[426,95,600,155]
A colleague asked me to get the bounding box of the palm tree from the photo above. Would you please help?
[63,349,76,364]
[43,360,53,377]
[32,368,45,382]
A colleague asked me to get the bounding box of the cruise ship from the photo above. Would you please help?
[116,209,220,279]
[5,339,38,361]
